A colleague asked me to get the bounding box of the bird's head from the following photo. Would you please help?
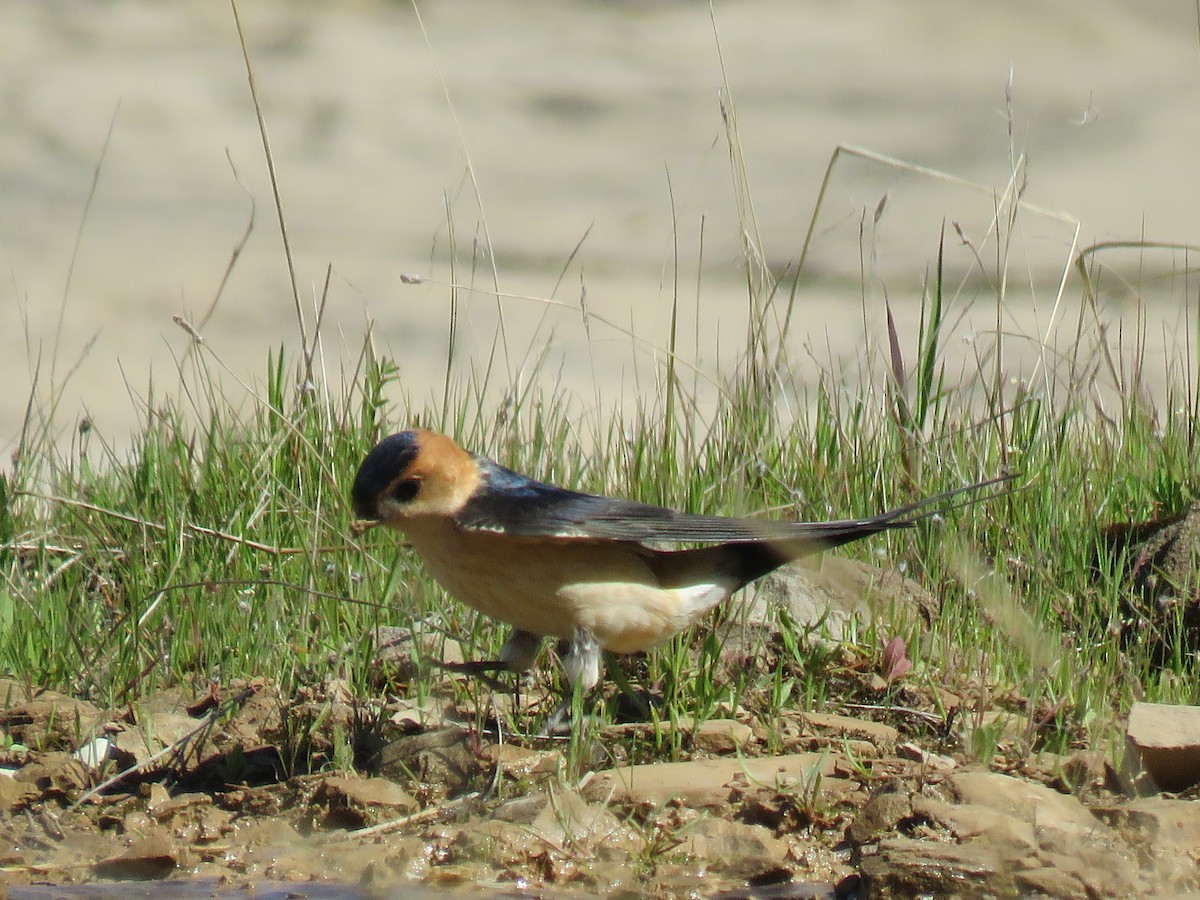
[350,429,481,533]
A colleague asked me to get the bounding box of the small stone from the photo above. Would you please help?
[387,697,450,729]
[1094,796,1200,859]
[848,781,912,844]
[1058,749,1108,791]
[0,773,38,813]
[582,753,838,809]
[864,673,889,693]
[1125,701,1200,793]
[372,624,425,669]
[684,817,790,877]
[802,711,899,749]
[314,773,418,828]
[861,836,1006,897]
[492,793,548,824]
[374,726,485,797]
[896,742,956,770]
[930,686,962,710]
[145,782,171,816]
[93,835,178,880]
[950,771,1105,842]
[693,719,754,754]
[14,752,89,795]
[484,744,559,782]
[530,788,631,849]
[1014,866,1089,899]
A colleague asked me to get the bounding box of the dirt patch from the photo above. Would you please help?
[2,672,1198,898]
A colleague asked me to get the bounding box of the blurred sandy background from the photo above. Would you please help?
[2,1,1198,465]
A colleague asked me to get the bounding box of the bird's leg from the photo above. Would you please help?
[541,628,602,735]
[605,651,658,722]
[433,630,545,733]
[435,629,542,690]
[499,629,543,673]
[498,629,543,721]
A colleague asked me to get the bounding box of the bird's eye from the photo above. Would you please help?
[391,478,421,503]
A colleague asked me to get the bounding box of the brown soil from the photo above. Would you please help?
[2,631,1199,900]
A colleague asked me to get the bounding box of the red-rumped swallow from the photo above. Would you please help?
[351,429,1006,710]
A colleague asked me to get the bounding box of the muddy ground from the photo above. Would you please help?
[4,539,1200,898]
[2,639,1198,899]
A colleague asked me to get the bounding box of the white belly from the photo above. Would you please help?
[397,518,735,653]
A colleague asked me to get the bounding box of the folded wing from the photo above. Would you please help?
[456,458,1008,546]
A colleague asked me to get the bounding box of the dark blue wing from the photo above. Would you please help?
[453,457,1003,545]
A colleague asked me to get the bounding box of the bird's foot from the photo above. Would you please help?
[432,659,511,691]
[535,628,604,736]
[538,695,606,737]
[431,629,544,691]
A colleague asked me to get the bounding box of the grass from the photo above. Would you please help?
[3,12,1200,784]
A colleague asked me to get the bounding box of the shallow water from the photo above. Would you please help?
[2,0,1197,460]
[7,883,373,900]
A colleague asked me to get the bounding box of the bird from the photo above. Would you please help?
[350,428,1006,719]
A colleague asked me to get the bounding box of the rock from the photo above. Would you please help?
[313,774,419,828]
[693,719,755,754]
[0,695,106,752]
[848,781,913,845]
[0,771,38,812]
[492,792,549,824]
[863,673,889,692]
[13,752,89,795]
[372,623,427,669]
[949,771,1105,843]
[0,678,28,705]
[106,724,154,768]
[1014,865,1091,899]
[896,742,956,770]
[142,703,209,747]
[712,881,853,900]
[911,796,1037,857]
[1053,748,1110,791]
[387,696,454,729]
[146,788,230,842]
[861,837,1008,897]
[483,743,560,782]
[529,787,630,848]
[684,817,791,879]
[374,726,486,797]
[323,678,356,705]
[1124,701,1200,793]
[1036,849,1143,899]
[92,835,179,880]
[205,683,282,759]
[802,711,899,749]
[581,753,838,809]
[930,686,962,711]
[966,707,1027,745]
[737,557,938,640]
[145,781,171,815]
[1094,796,1200,861]
[956,772,1145,895]
[861,770,1150,898]
[373,622,467,674]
